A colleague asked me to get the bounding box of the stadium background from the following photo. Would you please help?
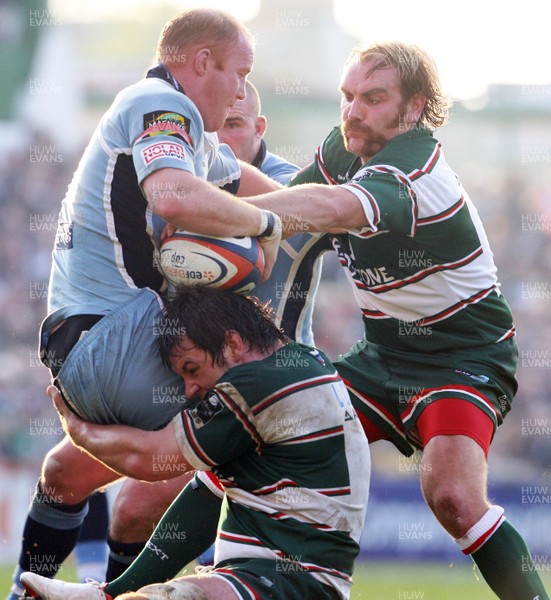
[1,0,550,596]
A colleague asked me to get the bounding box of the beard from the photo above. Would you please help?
[340,107,404,162]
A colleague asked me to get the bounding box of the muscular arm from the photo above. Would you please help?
[143,168,281,278]
[245,183,369,234]
[144,168,264,236]
[49,386,190,482]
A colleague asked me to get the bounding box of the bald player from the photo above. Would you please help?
[218,80,299,184]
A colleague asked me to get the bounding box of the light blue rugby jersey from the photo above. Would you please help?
[43,66,228,335]
[259,148,299,185]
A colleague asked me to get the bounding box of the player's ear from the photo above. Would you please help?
[255,115,267,139]
[224,330,245,363]
[405,93,426,124]
[194,48,211,76]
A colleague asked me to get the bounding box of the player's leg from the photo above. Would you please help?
[6,437,121,600]
[105,474,193,580]
[105,472,223,598]
[19,474,225,600]
[418,400,549,600]
[74,491,109,583]
[116,555,341,600]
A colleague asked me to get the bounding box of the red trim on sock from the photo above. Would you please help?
[102,583,114,600]
[461,514,505,555]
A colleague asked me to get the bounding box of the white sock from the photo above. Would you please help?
[455,505,505,555]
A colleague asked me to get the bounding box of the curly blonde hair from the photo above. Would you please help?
[347,41,452,129]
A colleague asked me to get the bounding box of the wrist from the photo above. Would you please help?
[257,210,277,238]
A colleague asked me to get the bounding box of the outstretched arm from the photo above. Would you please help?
[237,160,283,196]
[245,183,369,234]
[144,168,266,236]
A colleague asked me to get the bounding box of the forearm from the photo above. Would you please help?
[237,160,282,196]
[144,168,265,237]
[66,417,188,482]
[245,183,367,234]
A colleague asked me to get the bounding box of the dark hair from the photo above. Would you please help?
[159,286,287,368]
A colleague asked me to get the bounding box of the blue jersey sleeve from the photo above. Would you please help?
[120,80,205,185]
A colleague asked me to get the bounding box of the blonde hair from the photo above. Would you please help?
[348,41,452,129]
[156,8,253,67]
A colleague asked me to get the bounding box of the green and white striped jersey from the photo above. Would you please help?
[291,127,515,352]
[172,342,370,599]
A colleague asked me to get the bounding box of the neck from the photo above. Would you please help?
[250,340,286,362]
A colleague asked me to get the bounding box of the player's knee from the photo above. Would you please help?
[41,442,99,499]
[40,451,76,496]
[422,469,459,509]
[426,484,463,517]
[423,481,482,536]
[109,493,154,542]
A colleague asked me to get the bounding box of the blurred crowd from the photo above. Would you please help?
[1,126,550,481]
[0,130,72,463]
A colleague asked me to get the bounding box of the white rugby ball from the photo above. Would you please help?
[159,231,265,293]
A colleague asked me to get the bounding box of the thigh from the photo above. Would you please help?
[415,397,495,456]
[56,289,186,430]
[334,340,413,455]
[395,339,517,420]
[137,576,239,600]
[110,474,194,541]
[42,435,122,503]
[202,558,342,600]
[385,342,517,452]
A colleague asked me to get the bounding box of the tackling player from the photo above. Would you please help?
[21,286,370,600]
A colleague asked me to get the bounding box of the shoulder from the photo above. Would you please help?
[261,151,299,184]
[113,79,203,131]
[220,342,335,400]
[368,128,440,174]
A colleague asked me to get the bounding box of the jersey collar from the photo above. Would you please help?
[146,64,186,95]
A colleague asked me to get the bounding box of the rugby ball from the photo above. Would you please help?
[159,231,265,293]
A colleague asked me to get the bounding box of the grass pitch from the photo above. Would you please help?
[2,559,549,598]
